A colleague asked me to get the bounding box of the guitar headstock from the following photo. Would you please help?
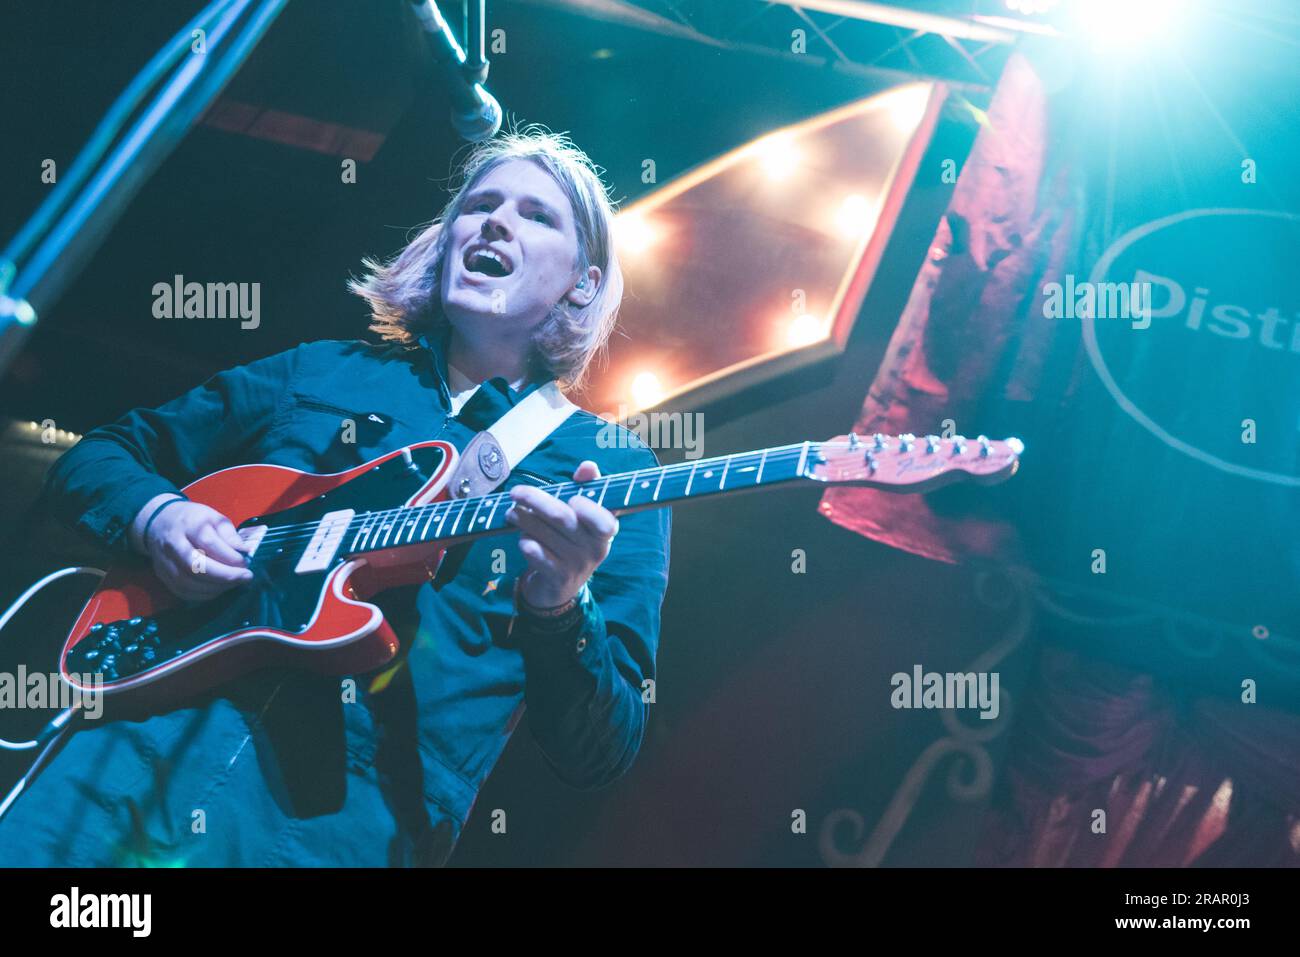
[807,433,1022,492]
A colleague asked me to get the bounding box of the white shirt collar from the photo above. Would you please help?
[445,363,533,417]
[446,362,477,395]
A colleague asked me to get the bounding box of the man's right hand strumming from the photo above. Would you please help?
[129,494,255,601]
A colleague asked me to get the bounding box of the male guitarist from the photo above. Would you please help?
[0,126,670,867]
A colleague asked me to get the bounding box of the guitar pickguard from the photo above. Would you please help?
[63,444,449,689]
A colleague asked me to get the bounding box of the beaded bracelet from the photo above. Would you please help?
[515,572,584,616]
[514,577,591,633]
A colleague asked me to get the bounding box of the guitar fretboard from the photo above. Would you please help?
[344,441,818,557]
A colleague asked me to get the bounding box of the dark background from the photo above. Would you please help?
[3,1,1292,866]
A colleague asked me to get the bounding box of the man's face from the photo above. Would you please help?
[440,158,583,339]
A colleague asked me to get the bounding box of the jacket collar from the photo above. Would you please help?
[416,327,547,432]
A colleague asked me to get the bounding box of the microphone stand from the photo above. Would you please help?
[0,0,291,379]
[408,0,502,142]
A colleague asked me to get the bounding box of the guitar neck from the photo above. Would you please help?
[346,441,818,557]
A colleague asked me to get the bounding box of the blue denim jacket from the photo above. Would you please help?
[0,333,670,866]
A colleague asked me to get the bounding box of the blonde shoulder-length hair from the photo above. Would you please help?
[349,123,624,392]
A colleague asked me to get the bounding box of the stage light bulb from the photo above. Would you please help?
[615,214,658,255]
[835,194,876,238]
[883,84,929,133]
[630,371,665,409]
[753,133,800,182]
[787,313,828,347]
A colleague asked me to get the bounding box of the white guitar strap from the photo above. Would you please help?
[448,380,579,499]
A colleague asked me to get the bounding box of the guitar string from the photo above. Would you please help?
[180,448,796,578]
[224,443,821,572]
[228,438,1000,558]
[202,438,999,561]
[239,442,818,549]
[226,443,828,576]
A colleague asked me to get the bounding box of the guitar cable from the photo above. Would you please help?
[0,565,105,821]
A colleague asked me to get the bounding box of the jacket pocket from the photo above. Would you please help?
[292,392,401,428]
[286,391,402,456]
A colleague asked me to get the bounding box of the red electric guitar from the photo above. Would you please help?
[60,432,1022,715]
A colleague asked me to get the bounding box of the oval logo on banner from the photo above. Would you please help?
[1084,207,1300,486]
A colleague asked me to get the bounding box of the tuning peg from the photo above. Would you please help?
[978,435,991,457]
[951,435,967,455]
[873,433,888,450]
[924,435,940,454]
[899,433,915,452]
[848,432,859,449]
[866,452,878,473]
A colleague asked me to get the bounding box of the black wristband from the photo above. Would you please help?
[141,495,188,551]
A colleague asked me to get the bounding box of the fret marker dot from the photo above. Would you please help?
[641,481,649,488]
[703,470,713,478]
[586,490,595,497]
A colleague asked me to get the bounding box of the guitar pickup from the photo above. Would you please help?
[294,509,355,574]
[237,524,268,558]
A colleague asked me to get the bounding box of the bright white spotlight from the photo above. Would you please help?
[882,84,930,133]
[787,313,828,347]
[834,194,877,239]
[753,133,801,182]
[1006,0,1059,13]
[615,214,659,255]
[1075,0,1181,51]
[630,371,665,408]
